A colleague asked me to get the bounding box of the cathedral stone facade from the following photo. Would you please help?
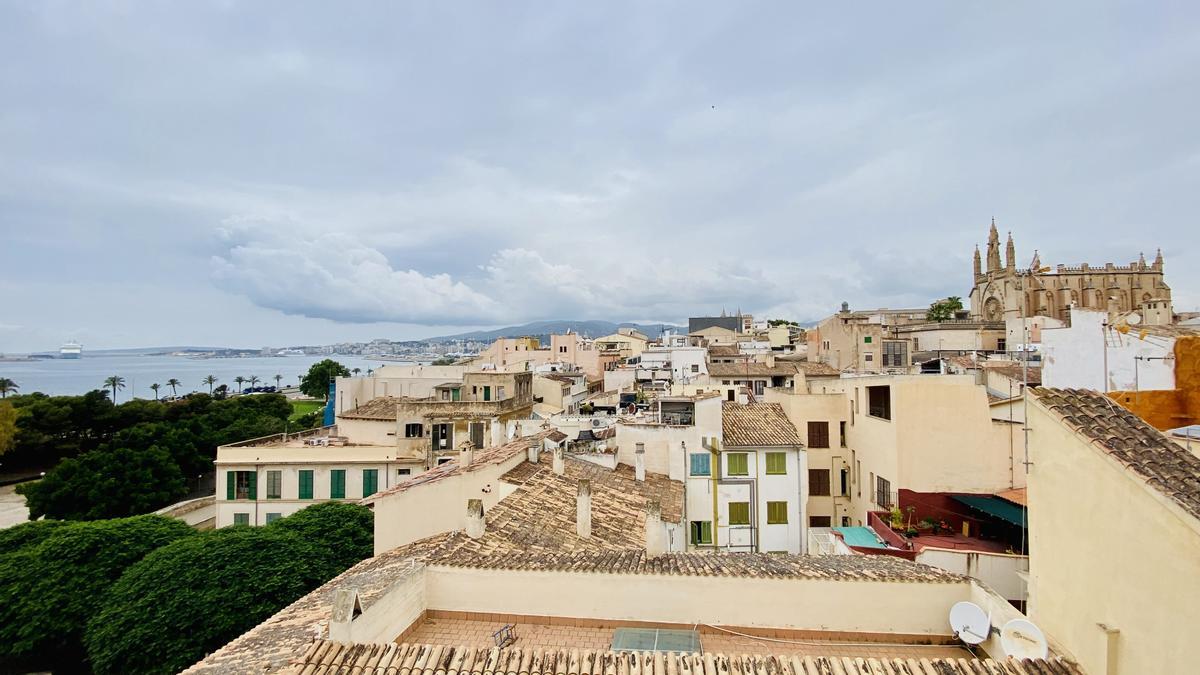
[968,220,1171,322]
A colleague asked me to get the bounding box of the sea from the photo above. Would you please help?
[0,354,413,399]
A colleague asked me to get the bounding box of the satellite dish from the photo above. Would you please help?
[948,601,991,645]
[1000,619,1049,659]
[1127,312,1142,325]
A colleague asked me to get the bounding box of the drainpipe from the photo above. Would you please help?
[710,441,719,550]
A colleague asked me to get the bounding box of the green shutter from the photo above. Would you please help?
[226,471,235,500]
[362,469,378,497]
[727,453,748,476]
[767,501,788,524]
[299,470,313,500]
[766,452,787,475]
[245,472,257,500]
[331,470,345,499]
[728,502,750,525]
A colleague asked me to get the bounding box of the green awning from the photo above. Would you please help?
[951,494,1027,528]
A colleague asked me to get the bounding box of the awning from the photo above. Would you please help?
[951,494,1027,528]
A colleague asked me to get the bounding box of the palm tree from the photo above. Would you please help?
[367,368,374,377]
[274,374,283,389]
[103,376,126,402]
[0,378,17,398]
[202,375,218,394]
[248,375,260,390]
[234,376,245,394]
[150,383,161,400]
[166,378,181,398]
[352,367,361,376]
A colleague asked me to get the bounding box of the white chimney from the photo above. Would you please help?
[527,443,539,463]
[459,442,474,468]
[576,480,592,538]
[635,443,646,482]
[644,500,666,556]
[466,499,485,539]
[553,447,565,475]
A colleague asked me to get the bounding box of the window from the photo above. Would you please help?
[883,341,907,367]
[840,468,849,496]
[809,469,831,496]
[397,468,412,477]
[766,501,788,524]
[404,423,424,438]
[728,502,750,525]
[765,452,787,475]
[727,453,748,476]
[226,471,256,500]
[559,345,567,353]
[362,469,379,497]
[807,421,830,448]
[330,469,346,499]
[483,385,491,401]
[840,421,847,447]
[863,336,872,344]
[266,470,282,499]
[809,515,832,527]
[864,353,873,362]
[689,453,711,476]
[689,521,713,545]
[233,513,250,526]
[437,457,453,465]
[867,385,891,420]
[298,470,313,500]
[876,476,892,508]
[690,364,700,373]
[470,422,485,449]
[842,516,852,527]
[265,512,282,524]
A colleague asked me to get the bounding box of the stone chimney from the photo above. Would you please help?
[576,480,592,538]
[644,500,666,556]
[466,499,485,539]
[635,443,646,482]
[553,446,565,475]
[459,442,474,469]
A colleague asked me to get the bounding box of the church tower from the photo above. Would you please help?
[986,219,1001,272]
[973,245,982,278]
[1005,232,1016,272]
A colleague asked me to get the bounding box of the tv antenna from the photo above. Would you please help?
[948,601,991,645]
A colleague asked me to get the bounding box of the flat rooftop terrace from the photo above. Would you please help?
[402,614,973,662]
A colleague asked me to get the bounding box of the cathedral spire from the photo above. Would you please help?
[985,219,1001,272]
[1154,248,1164,271]
[973,245,982,277]
[1005,232,1015,271]
[1139,252,1147,269]
[1031,249,1041,271]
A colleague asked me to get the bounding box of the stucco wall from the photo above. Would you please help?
[217,462,400,527]
[332,563,428,644]
[917,548,1028,603]
[1042,308,1175,392]
[1027,400,1200,674]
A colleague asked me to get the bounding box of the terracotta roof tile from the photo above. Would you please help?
[339,396,404,420]
[707,362,800,378]
[722,403,803,447]
[1031,387,1200,521]
[288,641,1083,675]
[984,363,1042,385]
[995,487,1027,507]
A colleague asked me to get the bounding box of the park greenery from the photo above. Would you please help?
[0,503,374,675]
[926,296,965,322]
[299,358,351,399]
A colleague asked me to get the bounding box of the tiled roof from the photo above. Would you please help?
[340,396,403,420]
[707,345,740,356]
[427,548,960,582]
[547,430,568,442]
[361,432,552,504]
[996,487,1027,507]
[722,402,803,447]
[290,642,1083,675]
[792,361,840,376]
[985,363,1042,385]
[1031,388,1200,521]
[707,362,800,378]
[433,458,683,559]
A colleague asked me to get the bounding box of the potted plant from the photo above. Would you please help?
[889,506,904,530]
[917,517,935,533]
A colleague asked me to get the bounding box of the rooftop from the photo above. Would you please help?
[722,402,803,448]
[984,362,1042,386]
[707,362,802,378]
[1032,387,1200,521]
[291,641,1080,675]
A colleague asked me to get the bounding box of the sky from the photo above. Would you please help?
[1,2,1198,352]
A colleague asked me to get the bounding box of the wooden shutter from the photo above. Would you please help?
[246,472,257,500]
[226,471,235,500]
[807,422,830,448]
[808,469,831,496]
[299,470,313,499]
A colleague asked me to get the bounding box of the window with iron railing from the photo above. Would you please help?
[876,476,893,508]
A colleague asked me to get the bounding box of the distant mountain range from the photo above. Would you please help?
[428,320,683,343]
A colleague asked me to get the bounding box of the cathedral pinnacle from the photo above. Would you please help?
[1005,232,1015,270]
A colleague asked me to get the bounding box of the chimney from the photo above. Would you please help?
[766,353,775,368]
[635,443,646,482]
[644,500,666,556]
[576,480,592,538]
[527,442,539,463]
[459,442,474,468]
[553,447,565,475]
[466,499,484,539]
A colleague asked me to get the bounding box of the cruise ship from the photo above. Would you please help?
[60,341,83,359]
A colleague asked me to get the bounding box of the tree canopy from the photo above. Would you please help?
[0,515,194,672]
[86,503,375,675]
[18,445,189,521]
[926,296,965,322]
[299,359,350,399]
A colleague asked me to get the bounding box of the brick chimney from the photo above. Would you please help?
[466,499,484,539]
[576,480,591,538]
[635,442,646,482]
[644,500,666,556]
[553,446,565,475]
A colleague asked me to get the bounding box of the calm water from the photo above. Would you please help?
[0,354,407,399]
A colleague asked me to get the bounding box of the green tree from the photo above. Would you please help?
[0,401,17,456]
[233,376,245,394]
[926,296,964,322]
[150,383,161,401]
[248,375,260,389]
[352,367,361,375]
[299,359,350,399]
[86,520,367,675]
[103,375,126,402]
[0,377,17,398]
[202,374,218,394]
[165,378,182,398]
[0,520,70,555]
[274,373,283,388]
[431,356,456,366]
[268,501,374,570]
[17,445,188,520]
[0,515,194,672]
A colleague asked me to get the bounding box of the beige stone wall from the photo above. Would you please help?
[765,390,849,525]
[1027,400,1200,674]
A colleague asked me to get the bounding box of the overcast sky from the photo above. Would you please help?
[2,2,1198,352]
